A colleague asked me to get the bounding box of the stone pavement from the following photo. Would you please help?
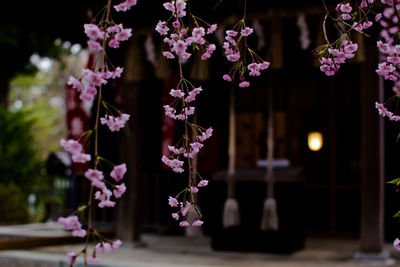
[0,232,399,267]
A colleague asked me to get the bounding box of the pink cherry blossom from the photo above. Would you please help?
[109,38,120,48]
[60,139,82,155]
[181,202,190,216]
[170,89,185,98]
[207,24,217,34]
[85,169,104,181]
[260,61,270,70]
[95,242,112,254]
[172,213,179,220]
[192,220,203,226]
[99,200,116,208]
[375,102,393,117]
[179,220,189,227]
[113,183,126,198]
[84,24,104,40]
[168,197,179,207]
[163,2,175,12]
[100,114,130,132]
[172,20,180,28]
[390,115,400,121]
[226,30,238,37]
[87,40,103,51]
[110,163,127,182]
[341,14,352,20]
[80,92,94,102]
[115,28,132,41]
[223,74,232,81]
[95,189,112,204]
[67,76,84,92]
[241,27,253,36]
[87,257,100,264]
[239,81,250,88]
[67,251,77,266]
[72,229,87,238]
[198,180,208,187]
[72,154,91,164]
[340,3,352,13]
[114,0,137,12]
[114,2,128,12]
[92,179,107,190]
[58,216,81,231]
[190,186,199,193]
[112,240,123,252]
[163,51,175,59]
[156,21,169,35]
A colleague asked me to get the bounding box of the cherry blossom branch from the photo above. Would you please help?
[59,0,136,266]
[221,0,270,87]
[157,0,216,227]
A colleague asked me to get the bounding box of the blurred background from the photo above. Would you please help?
[0,0,399,261]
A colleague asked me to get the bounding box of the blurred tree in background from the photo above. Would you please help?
[0,107,49,224]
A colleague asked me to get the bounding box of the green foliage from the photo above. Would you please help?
[0,184,29,225]
[387,177,400,186]
[0,107,48,194]
[9,62,67,160]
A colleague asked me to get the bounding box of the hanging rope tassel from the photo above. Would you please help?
[222,87,240,228]
[260,85,279,232]
[261,198,279,231]
[222,198,240,228]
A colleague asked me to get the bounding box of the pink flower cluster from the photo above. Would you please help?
[85,164,127,208]
[168,192,207,227]
[60,1,138,265]
[114,0,138,12]
[163,87,202,121]
[58,216,87,238]
[156,0,217,60]
[223,29,243,62]
[67,67,124,102]
[319,40,358,76]
[317,1,386,77]
[100,113,130,132]
[222,22,270,87]
[375,102,400,121]
[84,23,132,50]
[336,1,375,30]
[156,0,216,228]
[378,5,400,41]
[67,240,122,265]
[161,125,212,172]
[336,3,353,21]
[60,139,91,163]
[67,21,130,105]
[372,2,400,122]
[376,40,400,88]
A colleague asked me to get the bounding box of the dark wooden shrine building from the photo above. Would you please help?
[46,0,400,259]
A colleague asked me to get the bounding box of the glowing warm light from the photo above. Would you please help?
[308,132,323,151]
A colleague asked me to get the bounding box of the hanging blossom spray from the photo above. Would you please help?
[156,0,217,227]
[221,0,271,87]
[59,0,136,266]
[315,0,400,120]
[315,0,400,251]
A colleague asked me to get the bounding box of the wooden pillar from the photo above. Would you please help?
[115,81,146,245]
[115,38,147,245]
[116,82,143,245]
[355,35,390,262]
